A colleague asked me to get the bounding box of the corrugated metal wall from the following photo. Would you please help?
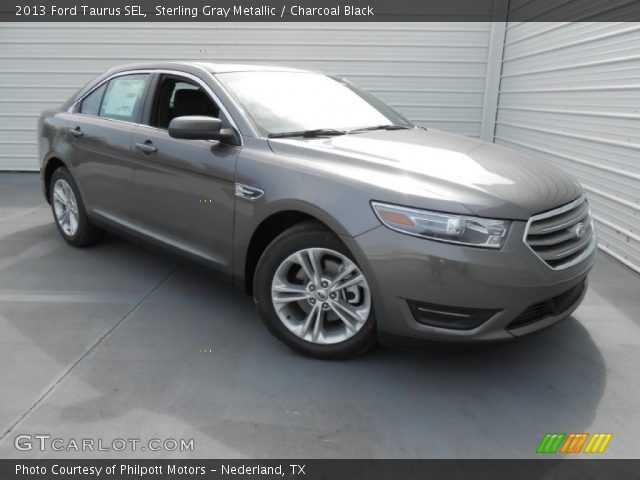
[494,22,640,274]
[3,21,638,273]
[0,22,492,171]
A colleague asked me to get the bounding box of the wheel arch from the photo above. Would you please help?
[42,156,68,203]
[242,206,348,295]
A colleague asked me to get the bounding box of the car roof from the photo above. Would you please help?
[196,62,315,74]
[106,61,316,75]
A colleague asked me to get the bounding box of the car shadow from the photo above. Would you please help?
[1,211,606,459]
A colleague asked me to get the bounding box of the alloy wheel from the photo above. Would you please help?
[271,247,371,345]
[52,178,79,237]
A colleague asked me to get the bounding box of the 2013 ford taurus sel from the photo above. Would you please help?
[38,62,597,358]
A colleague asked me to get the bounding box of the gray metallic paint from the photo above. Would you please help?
[130,126,239,273]
[39,62,595,344]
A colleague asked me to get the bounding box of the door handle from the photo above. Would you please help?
[70,127,84,138]
[135,141,157,154]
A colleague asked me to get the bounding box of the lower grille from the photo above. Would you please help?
[525,195,594,269]
[507,280,586,330]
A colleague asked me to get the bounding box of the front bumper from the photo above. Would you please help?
[341,221,596,344]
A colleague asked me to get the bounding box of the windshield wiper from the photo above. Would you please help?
[349,124,412,133]
[268,128,347,139]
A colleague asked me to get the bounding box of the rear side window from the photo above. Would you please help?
[79,83,106,116]
[99,74,149,122]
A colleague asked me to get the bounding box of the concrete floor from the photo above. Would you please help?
[0,172,639,459]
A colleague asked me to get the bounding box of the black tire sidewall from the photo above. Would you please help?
[254,222,376,359]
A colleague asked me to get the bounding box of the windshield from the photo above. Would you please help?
[217,71,412,136]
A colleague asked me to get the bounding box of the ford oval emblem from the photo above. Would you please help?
[575,223,587,239]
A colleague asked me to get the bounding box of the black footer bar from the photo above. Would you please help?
[2,459,639,480]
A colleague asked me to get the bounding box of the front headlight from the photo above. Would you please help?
[371,201,510,249]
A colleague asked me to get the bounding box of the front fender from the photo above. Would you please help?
[232,144,381,283]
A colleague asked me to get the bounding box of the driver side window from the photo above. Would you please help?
[150,75,221,129]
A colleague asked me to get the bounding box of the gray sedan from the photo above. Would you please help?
[38,62,596,358]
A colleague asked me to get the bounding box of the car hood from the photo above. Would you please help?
[267,128,583,220]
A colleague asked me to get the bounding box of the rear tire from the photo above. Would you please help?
[50,167,104,247]
[254,220,376,359]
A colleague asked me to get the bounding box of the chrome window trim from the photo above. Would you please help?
[68,68,245,146]
[522,194,597,271]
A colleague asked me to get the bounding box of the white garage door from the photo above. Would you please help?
[0,22,493,171]
[494,22,640,274]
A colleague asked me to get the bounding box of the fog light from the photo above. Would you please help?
[408,300,500,330]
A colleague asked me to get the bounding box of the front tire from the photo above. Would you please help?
[254,221,376,359]
[50,167,104,247]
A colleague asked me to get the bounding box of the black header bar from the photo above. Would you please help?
[4,0,640,22]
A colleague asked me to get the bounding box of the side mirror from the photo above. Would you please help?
[168,116,238,144]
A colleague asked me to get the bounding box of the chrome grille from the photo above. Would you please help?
[524,195,595,269]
